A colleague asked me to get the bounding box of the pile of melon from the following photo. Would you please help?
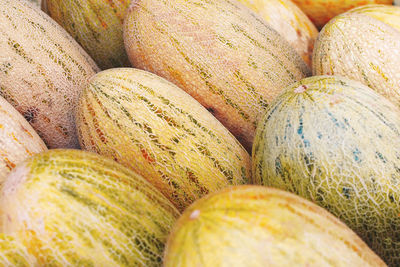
[0,0,400,265]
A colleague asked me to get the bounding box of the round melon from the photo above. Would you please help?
[0,95,47,184]
[164,186,385,267]
[252,75,400,265]
[0,234,36,266]
[237,0,318,67]
[76,68,251,211]
[0,0,99,149]
[0,149,180,266]
[347,4,400,31]
[313,12,400,108]
[123,0,310,152]
[290,0,392,29]
[43,0,132,69]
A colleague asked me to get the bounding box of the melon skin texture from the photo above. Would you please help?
[252,76,400,265]
[0,149,180,266]
[0,95,47,184]
[0,234,37,266]
[123,0,310,152]
[76,68,251,211]
[313,13,400,108]
[237,0,318,67]
[44,0,132,69]
[291,0,392,29]
[164,186,385,267]
[0,0,99,149]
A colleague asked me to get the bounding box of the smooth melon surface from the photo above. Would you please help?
[253,76,400,265]
[164,186,385,267]
[77,68,251,211]
[124,0,310,151]
[0,0,99,149]
[0,149,180,266]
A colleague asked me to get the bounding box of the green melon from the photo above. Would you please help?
[164,186,385,267]
[76,68,251,211]
[253,75,400,265]
[0,149,180,266]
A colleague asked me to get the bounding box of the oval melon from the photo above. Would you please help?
[0,95,47,184]
[291,0,392,29]
[123,0,310,152]
[0,149,180,266]
[347,4,400,31]
[43,0,132,69]
[0,0,99,149]
[313,12,400,108]
[76,68,251,211]
[237,0,318,67]
[252,75,400,265]
[164,186,385,267]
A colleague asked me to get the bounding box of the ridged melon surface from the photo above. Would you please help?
[164,186,385,267]
[77,68,251,211]
[0,0,99,149]
[0,149,180,266]
[348,4,400,31]
[123,0,310,152]
[237,0,318,67]
[0,95,47,184]
[44,0,132,69]
[252,76,400,265]
[291,0,392,29]
[313,13,400,108]
[0,234,36,266]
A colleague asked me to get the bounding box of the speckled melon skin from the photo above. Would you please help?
[237,0,318,67]
[164,186,386,267]
[0,149,180,266]
[0,95,47,184]
[252,76,400,265]
[348,4,400,31]
[76,68,251,211]
[43,0,132,69]
[27,0,42,8]
[123,0,310,152]
[0,0,99,149]
[291,0,392,29]
[0,234,36,266]
[313,13,400,108]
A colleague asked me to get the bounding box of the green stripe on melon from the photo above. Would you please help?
[253,75,400,266]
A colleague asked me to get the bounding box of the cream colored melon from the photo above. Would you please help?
[348,4,400,31]
[164,186,385,267]
[0,0,99,149]
[237,0,318,67]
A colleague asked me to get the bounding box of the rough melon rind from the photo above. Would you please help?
[0,234,36,266]
[76,68,251,211]
[0,0,99,149]
[164,186,385,267]
[123,0,310,152]
[252,75,400,265]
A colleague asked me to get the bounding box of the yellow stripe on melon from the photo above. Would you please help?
[164,186,385,267]
[0,149,179,266]
[0,234,36,266]
[76,68,251,211]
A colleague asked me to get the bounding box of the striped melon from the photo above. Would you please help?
[290,0,392,29]
[123,0,310,152]
[313,12,400,108]
[43,0,132,69]
[0,234,36,266]
[252,76,400,265]
[164,186,385,267]
[0,0,99,149]
[0,95,47,184]
[76,68,251,211]
[348,4,400,31]
[0,149,180,266]
[237,0,318,67]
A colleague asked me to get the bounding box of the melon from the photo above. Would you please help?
[27,0,42,8]
[0,0,99,149]
[0,234,36,266]
[43,0,132,69]
[0,149,180,266]
[290,0,392,29]
[0,95,47,184]
[312,12,400,108]
[252,76,400,265]
[123,0,310,152]
[164,186,385,267]
[347,4,400,31]
[237,0,318,67]
[76,68,251,211]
